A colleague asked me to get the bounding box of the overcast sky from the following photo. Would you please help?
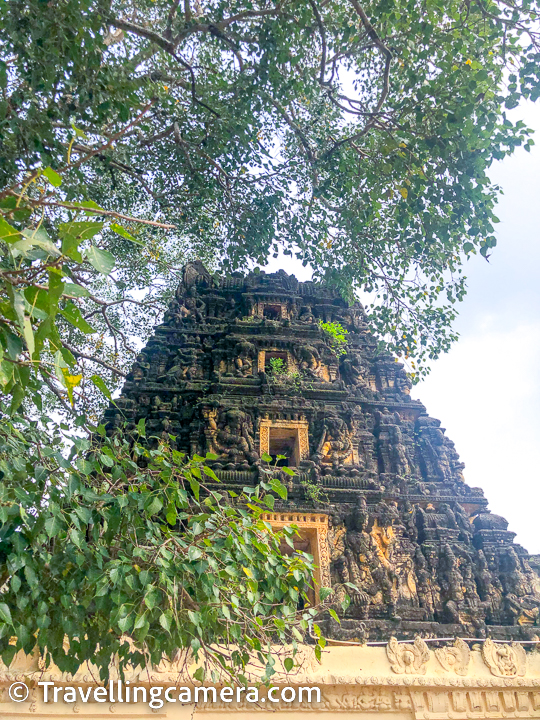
[265,101,540,554]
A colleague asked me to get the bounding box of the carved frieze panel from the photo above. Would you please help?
[435,638,470,676]
[387,636,430,675]
[482,638,527,678]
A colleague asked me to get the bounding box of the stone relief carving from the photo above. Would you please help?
[295,344,324,380]
[234,340,256,377]
[313,414,353,469]
[207,409,259,469]
[386,636,430,675]
[434,638,470,675]
[482,638,527,678]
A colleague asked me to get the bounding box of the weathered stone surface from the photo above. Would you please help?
[104,264,540,642]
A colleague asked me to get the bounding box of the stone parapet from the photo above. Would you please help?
[2,642,540,718]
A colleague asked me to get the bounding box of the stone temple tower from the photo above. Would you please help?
[104,262,540,642]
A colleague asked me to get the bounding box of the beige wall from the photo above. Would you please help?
[1,640,539,718]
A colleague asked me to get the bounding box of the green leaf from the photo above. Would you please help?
[328,608,341,624]
[8,383,25,415]
[85,245,115,275]
[71,123,88,139]
[22,316,35,357]
[270,479,287,500]
[10,575,21,594]
[284,657,294,672]
[91,374,112,401]
[110,223,143,245]
[188,546,202,561]
[45,515,64,538]
[146,496,163,516]
[60,302,96,334]
[261,453,273,463]
[0,603,13,626]
[60,226,88,262]
[340,594,351,612]
[159,612,172,632]
[202,465,219,481]
[0,217,20,243]
[189,477,200,501]
[17,227,61,258]
[42,166,62,187]
[133,612,147,631]
[63,283,90,298]
[319,587,333,602]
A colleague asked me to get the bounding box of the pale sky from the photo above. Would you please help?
[264,101,540,554]
[416,101,540,554]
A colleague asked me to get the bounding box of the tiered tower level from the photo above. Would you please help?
[105,263,540,642]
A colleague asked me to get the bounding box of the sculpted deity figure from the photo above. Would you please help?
[165,347,202,382]
[210,409,259,468]
[375,409,410,477]
[394,371,412,397]
[415,547,435,618]
[233,340,255,377]
[482,638,526,677]
[438,544,465,624]
[453,503,474,542]
[328,510,347,562]
[346,498,397,617]
[502,547,540,625]
[130,352,150,382]
[296,344,323,379]
[314,414,353,469]
[340,352,368,392]
[416,417,452,480]
[171,287,206,325]
[297,304,316,324]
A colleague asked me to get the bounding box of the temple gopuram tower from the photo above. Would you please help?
[105,262,540,644]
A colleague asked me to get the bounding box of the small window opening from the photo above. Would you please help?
[280,535,316,607]
[269,427,299,467]
[263,304,282,320]
[265,350,288,374]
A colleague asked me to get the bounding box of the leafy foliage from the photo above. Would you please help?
[0,415,325,681]
[268,357,286,375]
[319,321,349,356]
[1,0,539,396]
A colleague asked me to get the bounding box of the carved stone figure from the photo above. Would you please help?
[482,638,526,677]
[209,409,259,468]
[314,414,353,469]
[435,638,470,675]
[296,344,323,379]
[340,352,368,393]
[376,410,410,476]
[417,416,453,480]
[233,340,256,377]
[297,304,316,323]
[386,636,430,675]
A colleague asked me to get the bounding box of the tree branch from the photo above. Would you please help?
[61,342,127,378]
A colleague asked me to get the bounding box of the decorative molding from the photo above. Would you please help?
[387,636,430,675]
[481,637,527,678]
[435,638,470,676]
